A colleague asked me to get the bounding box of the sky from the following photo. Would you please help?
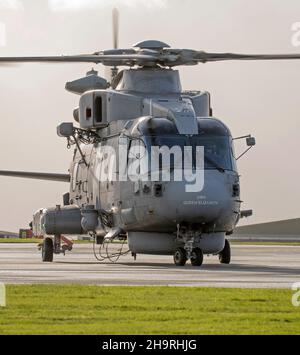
[0,0,300,231]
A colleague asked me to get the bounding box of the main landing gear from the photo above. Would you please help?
[219,239,231,264]
[42,238,54,262]
[41,235,73,263]
[173,239,231,267]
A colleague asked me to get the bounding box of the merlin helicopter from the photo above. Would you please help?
[1,10,300,267]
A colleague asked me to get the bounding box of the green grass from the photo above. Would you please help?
[0,238,42,244]
[0,238,92,244]
[232,242,300,246]
[0,286,299,335]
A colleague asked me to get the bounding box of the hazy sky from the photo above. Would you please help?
[0,0,300,231]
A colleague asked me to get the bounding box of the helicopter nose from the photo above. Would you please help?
[157,170,234,223]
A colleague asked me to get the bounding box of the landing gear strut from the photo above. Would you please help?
[219,239,231,264]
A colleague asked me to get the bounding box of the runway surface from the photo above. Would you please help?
[0,243,300,288]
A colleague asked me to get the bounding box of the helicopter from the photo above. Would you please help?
[1,9,300,267]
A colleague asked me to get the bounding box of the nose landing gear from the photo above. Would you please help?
[174,225,204,267]
[173,247,204,267]
[174,224,231,267]
[173,248,188,266]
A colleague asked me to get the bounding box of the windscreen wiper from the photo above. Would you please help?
[204,156,225,173]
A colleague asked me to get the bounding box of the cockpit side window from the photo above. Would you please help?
[230,139,238,172]
[192,136,233,171]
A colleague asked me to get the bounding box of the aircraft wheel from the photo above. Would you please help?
[191,248,204,267]
[42,238,54,262]
[173,248,187,266]
[219,239,231,264]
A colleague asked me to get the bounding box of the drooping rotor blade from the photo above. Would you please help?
[160,49,300,66]
[0,170,70,182]
[0,54,156,65]
[195,51,300,63]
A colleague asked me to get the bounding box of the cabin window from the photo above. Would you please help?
[86,108,92,120]
[95,96,103,123]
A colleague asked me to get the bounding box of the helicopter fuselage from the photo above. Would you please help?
[60,68,242,257]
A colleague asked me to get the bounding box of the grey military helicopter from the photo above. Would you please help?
[0,9,299,267]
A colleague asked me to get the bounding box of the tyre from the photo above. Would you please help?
[191,248,204,267]
[219,239,231,264]
[42,238,54,262]
[173,248,187,266]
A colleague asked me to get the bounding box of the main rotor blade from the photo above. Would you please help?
[196,52,300,63]
[0,54,156,65]
[106,8,120,83]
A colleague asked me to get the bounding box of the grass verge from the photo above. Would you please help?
[0,239,92,244]
[0,238,42,244]
[231,242,300,246]
[0,285,299,335]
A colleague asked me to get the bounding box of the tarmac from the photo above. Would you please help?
[0,243,299,288]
